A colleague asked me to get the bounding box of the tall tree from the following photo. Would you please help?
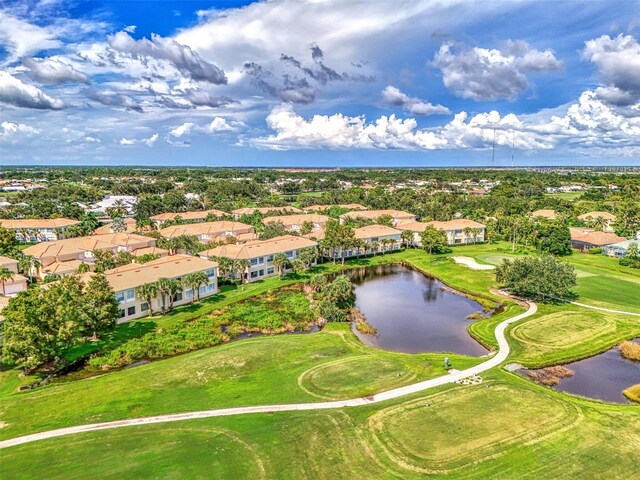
[182,271,209,303]
[84,273,119,340]
[0,267,14,295]
[419,226,448,259]
[137,282,158,316]
[273,253,290,277]
[495,255,577,301]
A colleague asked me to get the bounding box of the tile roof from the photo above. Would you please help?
[0,218,81,229]
[531,209,557,220]
[262,213,329,227]
[150,209,228,222]
[232,206,302,216]
[159,221,254,239]
[569,228,626,246]
[339,209,416,221]
[200,235,317,260]
[355,225,402,239]
[304,204,368,212]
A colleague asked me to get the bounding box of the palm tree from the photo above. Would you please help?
[0,267,14,295]
[236,259,251,284]
[138,282,158,316]
[463,227,473,244]
[18,254,40,282]
[155,277,174,314]
[370,241,380,256]
[273,253,290,277]
[76,262,90,274]
[401,230,414,248]
[182,271,209,303]
[166,279,182,310]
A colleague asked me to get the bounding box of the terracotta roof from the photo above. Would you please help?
[232,206,302,216]
[355,225,402,239]
[340,210,416,222]
[394,220,431,232]
[569,228,626,246]
[96,254,218,292]
[159,221,254,239]
[42,260,86,276]
[150,209,227,222]
[425,219,486,231]
[531,209,557,220]
[23,233,155,259]
[0,255,18,267]
[131,246,170,257]
[93,218,138,235]
[262,213,329,227]
[304,204,368,212]
[578,211,616,221]
[0,218,80,229]
[200,235,317,260]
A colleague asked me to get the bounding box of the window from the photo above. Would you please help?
[125,288,135,301]
[115,291,125,303]
[250,258,258,266]
[127,306,136,316]
[259,269,264,276]
[286,250,294,258]
[141,302,149,312]
[173,292,183,302]
[206,283,215,293]
[200,285,207,295]
[267,267,275,275]
[266,255,274,262]
[205,269,215,279]
[250,271,258,279]
[185,289,194,299]
[258,257,264,264]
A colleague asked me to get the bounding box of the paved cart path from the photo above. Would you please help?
[0,300,537,450]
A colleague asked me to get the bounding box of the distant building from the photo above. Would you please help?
[396,219,486,246]
[339,209,416,226]
[530,209,558,220]
[603,240,639,259]
[262,214,330,233]
[88,195,137,217]
[232,206,302,219]
[569,228,626,251]
[303,204,368,212]
[0,218,81,242]
[150,209,227,225]
[159,221,256,244]
[578,211,616,233]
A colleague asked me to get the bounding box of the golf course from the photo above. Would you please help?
[1,243,638,479]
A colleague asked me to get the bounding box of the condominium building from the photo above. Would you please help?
[200,235,317,282]
[0,218,81,242]
[23,233,157,278]
[0,255,28,296]
[304,204,368,212]
[88,254,218,322]
[262,213,330,233]
[396,219,486,245]
[339,209,416,226]
[159,221,256,244]
[231,206,302,219]
[150,209,228,225]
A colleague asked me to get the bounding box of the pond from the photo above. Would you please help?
[341,264,490,356]
[522,342,640,404]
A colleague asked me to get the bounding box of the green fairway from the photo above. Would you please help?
[2,373,639,480]
[0,324,481,441]
[509,304,640,366]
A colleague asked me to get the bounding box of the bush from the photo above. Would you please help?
[587,247,602,255]
[620,341,640,361]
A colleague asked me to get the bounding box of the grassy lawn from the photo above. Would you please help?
[544,191,583,201]
[0,323,481,441]
[508,303,640,367]
[2,371,639,480]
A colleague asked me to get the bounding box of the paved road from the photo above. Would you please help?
[0,300,537,450]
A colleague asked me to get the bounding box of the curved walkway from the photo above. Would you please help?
[0,300,537,450]
[569,301,640,317]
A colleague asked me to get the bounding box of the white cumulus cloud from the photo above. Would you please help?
[433,40,563,101]
[23,57,90,84]
[381,86,450,116]
[0,71,64,109]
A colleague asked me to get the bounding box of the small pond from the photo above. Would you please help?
[521,342,640,404]
[341,264,490,356]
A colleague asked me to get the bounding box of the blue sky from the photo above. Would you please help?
[1,0,639,166]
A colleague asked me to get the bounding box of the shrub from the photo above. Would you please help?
[620,341,640,361]
[527,366,574,386]
[587,247,602,255]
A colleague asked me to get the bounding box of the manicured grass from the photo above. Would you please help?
[623,384,640,403]
[544,191,583,201]
[2,372,639,480]
[508,303,640,367]
[0,323,481,441]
